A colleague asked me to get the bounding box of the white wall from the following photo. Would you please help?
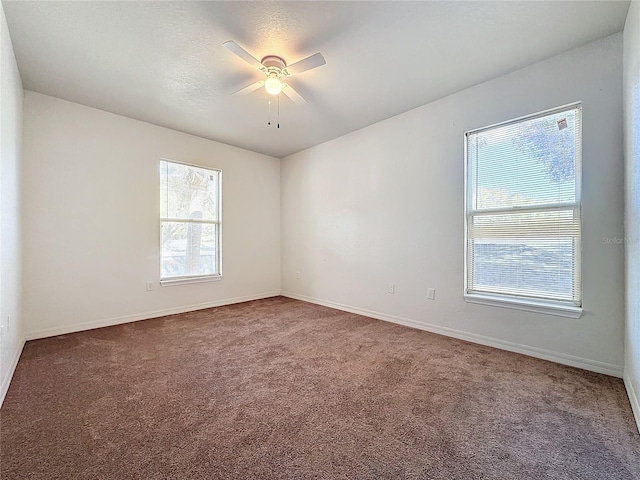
[624,0,640,431]
[282,34,624,377]
[0,4,24,404]
[22,92,280,338]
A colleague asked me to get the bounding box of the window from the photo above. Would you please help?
[464,104,582,317]
[160,160,221,285]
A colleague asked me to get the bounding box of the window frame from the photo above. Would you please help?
[463,103,582,318]
[159,159,223,287]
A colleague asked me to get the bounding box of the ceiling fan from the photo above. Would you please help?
[223,40,326,105]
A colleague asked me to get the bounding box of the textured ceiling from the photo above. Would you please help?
[3,1,631,158]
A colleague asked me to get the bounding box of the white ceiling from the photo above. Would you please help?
[3,1,630,158]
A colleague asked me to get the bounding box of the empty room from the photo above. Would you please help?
[1,1,639,478]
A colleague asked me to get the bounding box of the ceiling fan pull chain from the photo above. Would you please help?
[268,96,271,126]
[277,95,280,129]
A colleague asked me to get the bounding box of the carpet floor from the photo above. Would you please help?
[1,296,638,479]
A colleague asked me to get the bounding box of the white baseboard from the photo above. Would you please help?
[623,373,640,434]
[0,335,26,408]
[25,292,281,341]
[282,291,623,378]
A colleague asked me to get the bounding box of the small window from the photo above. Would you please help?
[464,104,582,316]
[160,160,221,285]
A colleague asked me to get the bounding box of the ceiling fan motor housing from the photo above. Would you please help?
[261,55,286,70]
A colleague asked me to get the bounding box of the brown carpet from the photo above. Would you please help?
[1,296,638,479]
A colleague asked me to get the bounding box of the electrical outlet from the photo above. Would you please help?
[427,288,436,300]
[388,283,395,294]
[296,271,300,279]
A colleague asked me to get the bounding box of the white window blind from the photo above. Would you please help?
[160,160,221,283]
[465,104,582,308]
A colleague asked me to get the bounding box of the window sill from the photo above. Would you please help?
[160,275,222,287]
[464,293,582,318]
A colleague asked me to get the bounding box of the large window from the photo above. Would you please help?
[160,160,221,285]
[465,104,582,316]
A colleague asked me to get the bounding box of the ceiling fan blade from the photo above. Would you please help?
[281,83,307,105]
[232,80,264,96]
[283,53,326,76]
[223,41,264,70]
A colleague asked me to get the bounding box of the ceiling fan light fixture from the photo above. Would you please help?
[265,76,282,96]
[224,41,324,106]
